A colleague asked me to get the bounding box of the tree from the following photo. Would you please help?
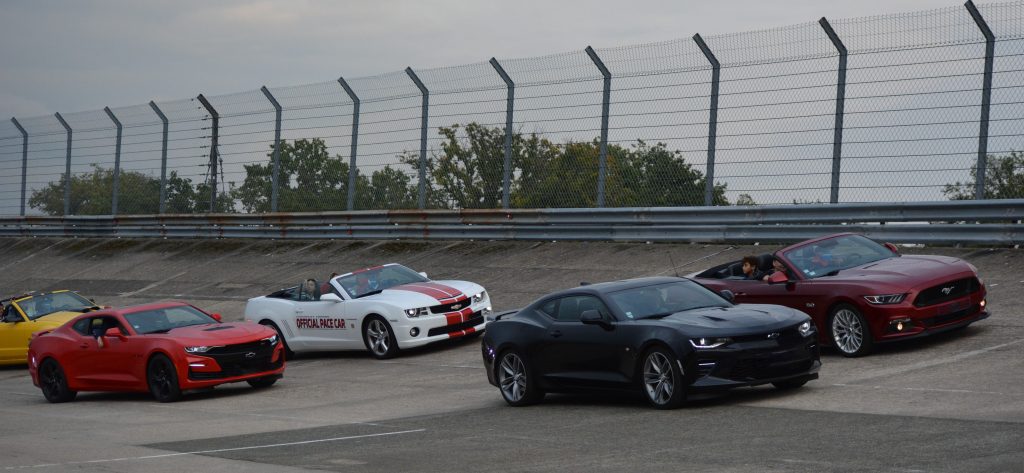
[28,165,224,215]
[944,151,1024,200]
[736,194,756,206]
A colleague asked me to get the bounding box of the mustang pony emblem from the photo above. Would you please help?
[941,286,955,295]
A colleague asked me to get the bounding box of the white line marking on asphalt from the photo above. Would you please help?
[841,338,1024,384]
[0,391,37,397]
[833,384,1012,396]
[2,428,426,470]
[119,270,189,297]
[380,361,481,369]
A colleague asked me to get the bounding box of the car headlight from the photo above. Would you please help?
[404,307,429,317]
[472,292,486,304]
[798,320,814,337]
[185,346,212,354]
[863,294,906,305]
[689,337,732,349]
[263,334,278,345]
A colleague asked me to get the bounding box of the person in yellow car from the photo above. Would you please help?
[0,291,101,366]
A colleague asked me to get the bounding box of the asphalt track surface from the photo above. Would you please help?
[1,239,1022,472]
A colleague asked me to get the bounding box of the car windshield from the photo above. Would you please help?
[782,234,895,279]
[124,305,218,334]
[16,292,96,320]
[607,280,730,320]
[336,264,429,299]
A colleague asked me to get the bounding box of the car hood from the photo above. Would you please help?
[31,311,83,328]
[145,322,274,345]
[365,280,485,307]
[823,255,975,289]
[656,304,808,337]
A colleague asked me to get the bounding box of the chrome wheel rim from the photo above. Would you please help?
[367,319,390,356]
[498,353,527,402]
[832,309,863,354]
[643,352,675,405]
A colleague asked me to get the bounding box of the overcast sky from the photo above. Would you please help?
[0,0,954,119]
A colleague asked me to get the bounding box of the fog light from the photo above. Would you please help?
[189,362,205,368]
[896,321,904,331]
[889,317,912,332]
[980,299,986,308]
[410,327,420,337]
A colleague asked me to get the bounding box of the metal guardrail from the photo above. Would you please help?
[1,200,1022,245]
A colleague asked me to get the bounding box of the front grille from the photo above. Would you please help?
[914,278,980,307]
[189,340,280,380]
[427,314,484,337]
[921,303,979,327]
[429,297,470,314]
[731,326,803,346]
[723,357,814,381]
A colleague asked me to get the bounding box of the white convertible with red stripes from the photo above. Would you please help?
[243,263,492,359]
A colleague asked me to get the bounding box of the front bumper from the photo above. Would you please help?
[689,335,820,392]
[182,341,286,389]
[866,291,988,343]
[395,303,491,349]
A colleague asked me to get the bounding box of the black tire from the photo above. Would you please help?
[772,378,809,390]
[38,359,76,403]
[828,304,874,357]
[260,320,295,360]
[639,346,687,409]
[247,376,278,389]
[495,349,544,407]
[363,316,400,359]
[147,354,183,403]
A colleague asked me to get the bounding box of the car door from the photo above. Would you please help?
[68,316,137,388]
[0,304,31,363]
[292,283,351,349]
[536,295,629,389]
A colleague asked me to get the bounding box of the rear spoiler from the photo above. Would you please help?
[31,329,54,339]
[489,309,520,322]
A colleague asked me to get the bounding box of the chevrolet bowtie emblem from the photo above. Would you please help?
[767,332,780,339]
[245,352,256,358]
[451,304,462,310]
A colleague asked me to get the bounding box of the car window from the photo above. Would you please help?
[13,292,94,321]
[337,265,429,299]
[783,234,894,279]
[72,318,91,335]
[538,299,558,317]
[608,281,729,320]
[554,295,610,322]
[124,306,217,334]
[86,316,125,337]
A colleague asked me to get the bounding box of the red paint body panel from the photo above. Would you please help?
[27,302,285,395]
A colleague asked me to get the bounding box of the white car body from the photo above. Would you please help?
[243,264,491,357]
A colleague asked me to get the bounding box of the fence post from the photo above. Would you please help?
[10,118,28,216]
[820,17,847,204]
[406,67,429,209]
[260,86,283,212]
[338,77,360,211]
[196,94,220,212]
[693,34,720,207]
[103,107,122,215]
[965,0,995,200]
[149,101,169,213]
[53,113,72,215]
[585,46,611,208]
[490,58,515,209]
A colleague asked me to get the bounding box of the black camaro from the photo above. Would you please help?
[482,277,821,409]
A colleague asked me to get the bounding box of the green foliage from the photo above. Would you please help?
[27,165,225,215]
[944,151,1024,200]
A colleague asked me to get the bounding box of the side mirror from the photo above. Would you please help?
[719,290,735,303]
[103,327,127,340]
[884,242,900,255]
[320,293,343,303]
[418,271,428,279]
[211,313,223,322]
[3,312,21,323]
[580,309,612,329]
[767,272,790,284]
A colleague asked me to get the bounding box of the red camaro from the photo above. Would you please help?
[691,233,989,357]
[27,301,285,403]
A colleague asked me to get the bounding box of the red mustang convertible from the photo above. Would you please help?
[692,233,989,357]
[28,302,285,403]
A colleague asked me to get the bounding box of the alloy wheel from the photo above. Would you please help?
[643,351,675,405]
[832,308,863,354]
[41,362,62,399]
[498,353,527,403]
[367,319,390,356]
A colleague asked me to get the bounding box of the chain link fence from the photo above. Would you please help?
[2,1,1023,216]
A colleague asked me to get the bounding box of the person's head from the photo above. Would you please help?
[742,256,758,275]
[303,279,316,292]
[772,258,786,272]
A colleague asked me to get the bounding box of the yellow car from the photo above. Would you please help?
[0,291,101,366]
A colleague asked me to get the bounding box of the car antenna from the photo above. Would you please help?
[668,252,680,277]
[580,281,591,286]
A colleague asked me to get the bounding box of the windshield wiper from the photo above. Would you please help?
[825,269,841,276]
[642,312,677,320]
[147,329,171,334]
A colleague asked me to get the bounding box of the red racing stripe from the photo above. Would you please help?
[416,282,464,298]
[391,283,450,300]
